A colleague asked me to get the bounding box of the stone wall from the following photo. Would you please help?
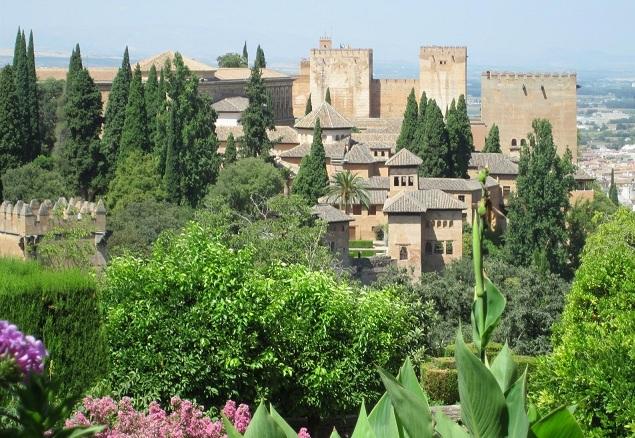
[470,119,487,151]
[292,60,311,118]
[419,47,467,114]
[480,72,577,160]
[388,213,424,277]
[350,255,393,285]
[421,210,463,272]
[370,79,419,118]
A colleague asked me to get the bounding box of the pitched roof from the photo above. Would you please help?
[279,141,347,160]
[383,190,466,213]
[362,176,390,190]
[216,125,299,144]
[344,144,375,164]
[469,152,519,175]
[294,101,354,129]
[573,167,594,181]
[319,189,387,206]
[419,176,499,191]
[213,68,290,80]
[212,96,249,113]
[137,51,216,73]
[384,148,423,167]
[312,204,353,223]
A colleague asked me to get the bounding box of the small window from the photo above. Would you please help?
[446,241,453,255]
[381,151,386,157]
[394,176,400,186]
[458,195,465,202]
[511,139,518,147]
[408,176,414,186]
[353,205,362,215]
[443,220,448,227]
[425,242,432,254]
[437,220,442,227]
[368,205,376,215]
[449,220,453,227]
[401,176,407,186]
[374,150,378,156]
[520,139,527,147]
[399,246,408,260]
[434,241,444,254]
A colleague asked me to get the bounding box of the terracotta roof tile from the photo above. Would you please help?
[384,148,423,167]
[383,189,466,213]
[294,102,354,129]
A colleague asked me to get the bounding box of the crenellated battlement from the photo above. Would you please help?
[310,48,373,56]
[0,197,106,238]
[482,71,576,79]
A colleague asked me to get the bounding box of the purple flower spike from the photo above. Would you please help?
[0,320,48,375]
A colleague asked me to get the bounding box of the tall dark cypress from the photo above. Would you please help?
[325,87,331,104]
[454,95,473,177]
[12,28,22,69]
[224,132,237,165]
[420,99,450,177]
[483,123,502,153]
[13,29,30,161]
[102,48,132,155]
[292,119,329,204]
[412,91,428,155]
[242,41,248,65]
[26,30,41,159]
[240,64,274,158]
[0,66,24,191]
[120,64,150,156]
[254,45,266,68]
[396,88,417,152]
[608,168,619,205]
[66,44,83,89]
[145,65,159,148]
[163,105,180,203]
[305,93,312,115]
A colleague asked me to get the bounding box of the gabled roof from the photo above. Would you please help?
[216,125,299,144]
[213,68,289,80]
[312,204,353,223]
[383,189,466,213]
[384,148,423,167]
[469,152,519,175]
[319,189,388,206]
[344,144,375,164]
[138,51,215,72]
[362,176,390,190]
[573,167,594,181]
[279,141,347,160]
[212,96,249,113]
[294,101,354,129]
[419,176,499,192]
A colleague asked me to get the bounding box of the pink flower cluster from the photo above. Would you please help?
[66,396,248,438]
[0,320,48,375]
[221,400,251,434]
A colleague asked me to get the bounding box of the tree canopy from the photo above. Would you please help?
[419,99,450,177]
[293,120,329,204]
[217,52,247,68]
[483,123,502,153]
[120,64,150,156]
[239,65,274,158]
[396,88,418,153]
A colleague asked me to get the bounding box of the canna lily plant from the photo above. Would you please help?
[213,168,584,437]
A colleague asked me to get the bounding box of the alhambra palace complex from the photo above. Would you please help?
[6,37,590,275]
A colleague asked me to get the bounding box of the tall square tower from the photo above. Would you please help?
[419,47,467,114]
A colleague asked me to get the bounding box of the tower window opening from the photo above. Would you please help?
[399,246,408,260]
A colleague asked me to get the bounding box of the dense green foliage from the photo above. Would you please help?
[224,132,237,164]
[396,88,418,152]
[483,123,502,153]
[419,99,450,177]
[205,157,283,215]
[0,65,24,194]
[242,41,249,65]
[446,95,473,178]
[103,222,415,419]
[144,65,160,147]
[217,52,248,68]
[254,45,266,68]
[239,65,274,158]
[1,155,69,201]
[0,258,107,397]
[505,119,575,276]
[412,91,428,156]
[535,210,635,437]
[119,64,150,156]
[37,78,64,154]
[608,167,619,205]
[325,170,370,213]
[107,199,193,257]
[292,120,329,204]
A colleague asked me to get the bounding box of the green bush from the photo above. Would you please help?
[0,258,107,396]
[102,222,417,419]
[534,209,635,437]
[350,240,374,248]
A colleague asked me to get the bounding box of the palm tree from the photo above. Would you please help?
[326,170,370,214]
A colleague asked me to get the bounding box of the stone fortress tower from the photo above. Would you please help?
[419,47,467,115]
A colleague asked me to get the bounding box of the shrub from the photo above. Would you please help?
[534,209,635,436]
[1,155,70,202]
[0,259,107,397]
[102,222,416,420]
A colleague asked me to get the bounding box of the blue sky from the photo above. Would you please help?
[2,0,635,72]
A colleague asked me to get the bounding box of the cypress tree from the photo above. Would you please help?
[120,64,150,156]
[254,45,266,68]
[0,66,24,192]
[13,29,30,160]
[412,91,428,156]
[325,87,331,104]
[505,119,575,275]
[102,48,132,156]
[396,88,417,152]
[608,168,619,205]
[292,119,329,204]
[483,123,502,153]
[224,132,237,165]
[145,65,159,147]
[445,99,460,177]
[163,105,180,203]
[305,93,312,115]
[26,30,40,159]
[454,95,473,177]
[240,64,274,158]
[242,41,248,65]
[66,44,83,89]
[419,99,450,177]
[12,28,22,69]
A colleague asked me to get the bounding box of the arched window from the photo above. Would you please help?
[520,139,527,147]
[511,139,518,147]
[399,246,408,260]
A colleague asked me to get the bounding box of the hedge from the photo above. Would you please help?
[0,258,107,396]
[421,354,537,405]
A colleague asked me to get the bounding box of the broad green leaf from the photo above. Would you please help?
[398,358,428,404]
[330,428,343,438]
[379,367,434,438]
[60,426,107,438]
[270,404,299,438]
[527,404,539,424]
[351,402,377,438]
[506,369,529,438]
[472,277,506,353]
[368,393,401,438]
[244,402,288,438]
[222,414,244,438]
[530,406,584,438]
[455,330,507,438]
[490,343,517,393]
[435,411,469,437]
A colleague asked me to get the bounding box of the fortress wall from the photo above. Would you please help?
[480,72,577,159]
[470,119,488,151]
[419,47,467,114]
[371,79,419,118]
[309,49,373,119]
[292,60,311,118]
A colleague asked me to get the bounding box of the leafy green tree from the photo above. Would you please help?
[535,210,635,436]
[239,65,274,158]
[107,199,193,257]
[205,157,283,215]
[419,99,450,177]
[107,149,165,213]
[0,66,24,194]
[254,44,266,68]
[37,78,64,154]
[396,88,418,152]
[26,30,41,159]
[505,119,575,276]
[325,170,370,214]
[608,167,619,205]
[119,64,150,156]
[325,87,331,104]
[483,123,502,153]
[1,155,69,201]
[293,120,329,204]
[216,52,247,68]
[224,132,237,164]
[304,93,312,115]
[242,41,248,65]
[144,65,160,148]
